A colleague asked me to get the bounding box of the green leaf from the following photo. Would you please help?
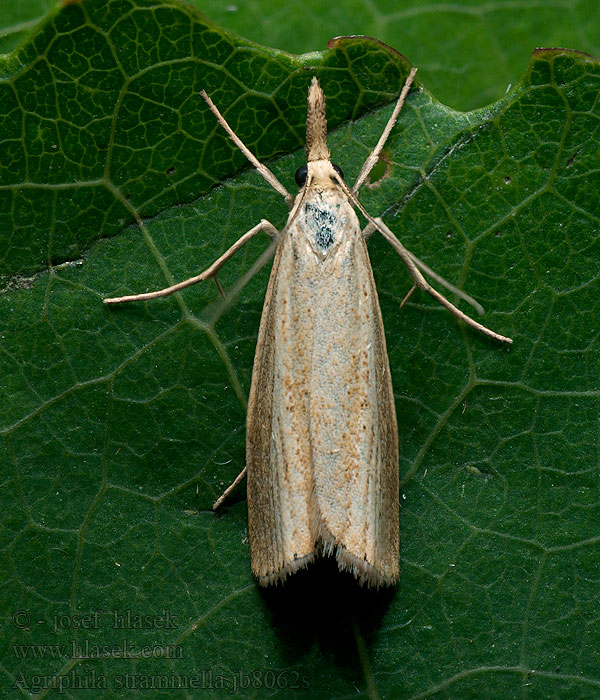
[0,1,408,280]
[8,1,600,110]
[189,0,600,110]
[1,1,599,699]
[0,0,56,55]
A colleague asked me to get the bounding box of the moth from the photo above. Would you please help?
[105,68,512,587]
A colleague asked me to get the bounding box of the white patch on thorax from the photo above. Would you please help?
[299,191,351,259]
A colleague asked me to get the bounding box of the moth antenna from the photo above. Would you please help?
[305,77,330,162]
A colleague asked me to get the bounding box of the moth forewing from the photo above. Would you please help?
[309,224,400,587]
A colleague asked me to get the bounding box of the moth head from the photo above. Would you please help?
[296,78,345,190]
[295,162,344,188]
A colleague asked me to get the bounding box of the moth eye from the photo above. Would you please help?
[332,164,344,181]
[295,164,308,187]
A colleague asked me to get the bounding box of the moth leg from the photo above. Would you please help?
[363,221,483,314]
[353,67,418,194]
[401,284,416,307]
[368,217,512,344]
[201,90,293,208]
[213,467,247,510]
[104,219,278,304]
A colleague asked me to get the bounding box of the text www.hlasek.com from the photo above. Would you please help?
[12,639,182,659]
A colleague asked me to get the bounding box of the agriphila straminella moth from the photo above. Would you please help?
[104,67,512,588]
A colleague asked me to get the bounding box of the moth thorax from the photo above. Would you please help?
[305,77,331,162]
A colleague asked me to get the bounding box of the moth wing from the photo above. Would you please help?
[310,231,399,587]
[246,234,316,585]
